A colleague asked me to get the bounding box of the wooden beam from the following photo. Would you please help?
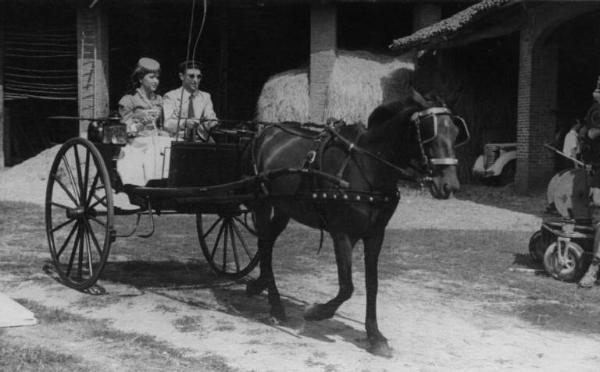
[0,7,5,168]
[76,5,109,138]
[218,10,229,117]
[310,3,337,123]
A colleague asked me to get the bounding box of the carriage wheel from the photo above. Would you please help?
[196,208,258,279]
[543,241,587,282]
[45,138,114,290]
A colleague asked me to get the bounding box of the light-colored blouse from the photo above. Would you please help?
[118,88,164,135]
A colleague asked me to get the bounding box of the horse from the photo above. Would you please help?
[242,94,469,357]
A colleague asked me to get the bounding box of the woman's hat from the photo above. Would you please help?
[132,57,160,81]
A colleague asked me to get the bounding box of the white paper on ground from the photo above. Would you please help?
[0,292,37,327]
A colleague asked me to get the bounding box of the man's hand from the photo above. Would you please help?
[184,118,199,129]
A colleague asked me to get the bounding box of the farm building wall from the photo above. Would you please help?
[0,1,78,166]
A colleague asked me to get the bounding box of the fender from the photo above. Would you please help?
[472,144,516,177]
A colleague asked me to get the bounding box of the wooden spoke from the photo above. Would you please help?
[53,174,79,206]
[51,218,75,233]
[84,219,103,256]
[231,221,254,260]
[77,223,84,279]
[222,220,229,271]
[90,216,107,228]
[65,224,81,277]
[56,222,78,259]
[89,194,107,209]
[229,222,241,272]
[85,173,100,207]
[83,223,94,277]
[203,216,223,240]
[51,201,73,211]
[233,215,256,234]
[73,144,85,203]
[210,221,227,262]
[61,155,81,201]
[82,149,91,203]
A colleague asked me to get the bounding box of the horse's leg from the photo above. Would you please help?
[363,232,393,358]
[304,232,357,321]
[245,205,289,320]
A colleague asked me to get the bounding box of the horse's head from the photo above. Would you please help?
[408,106,469,199]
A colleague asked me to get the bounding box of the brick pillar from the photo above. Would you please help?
[310,4,337,123]
[516,28,558,194]
[77,5,109,138]
[412,3,441,32]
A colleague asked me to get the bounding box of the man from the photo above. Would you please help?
[163,60,218,140]
[562,121,582,168]
[579,82,600,288]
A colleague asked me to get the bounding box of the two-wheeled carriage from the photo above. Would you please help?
[45,118,349,291]
[45,118,266,290]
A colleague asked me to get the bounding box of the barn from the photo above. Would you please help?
[390,0,600,193]
[2,0,594,194]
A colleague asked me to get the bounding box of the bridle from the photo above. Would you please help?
[410,106,469,176]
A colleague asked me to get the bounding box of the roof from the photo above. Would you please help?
[389,0,525,52]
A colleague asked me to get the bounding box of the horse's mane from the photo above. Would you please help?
[363,96,426,146]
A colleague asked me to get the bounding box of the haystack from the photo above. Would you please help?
[256,50,415,125]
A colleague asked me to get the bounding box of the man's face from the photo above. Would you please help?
[180,68,202,92]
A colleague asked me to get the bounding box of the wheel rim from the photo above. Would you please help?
[528,230,542,262]
[196,207,258,279]
[544,242,583,280]
[45,138,114,290]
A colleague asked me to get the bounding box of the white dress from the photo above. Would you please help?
[116,89,173,186]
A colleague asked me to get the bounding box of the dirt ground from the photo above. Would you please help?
[2,173,600,371]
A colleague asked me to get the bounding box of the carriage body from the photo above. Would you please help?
[89,121,250,193]
[45,119,260,291]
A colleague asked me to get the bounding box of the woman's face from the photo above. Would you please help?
[140,72,160,93]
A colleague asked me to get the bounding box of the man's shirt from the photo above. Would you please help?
[163,87,217,135]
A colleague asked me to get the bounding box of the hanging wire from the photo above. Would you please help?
[175,0,197,140]
[191,0,208,61]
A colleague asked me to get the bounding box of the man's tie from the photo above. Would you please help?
[187,94,195,119]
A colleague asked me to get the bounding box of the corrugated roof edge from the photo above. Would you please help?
[389,0,518,52]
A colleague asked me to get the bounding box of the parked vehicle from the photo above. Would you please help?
[472,142,516,185]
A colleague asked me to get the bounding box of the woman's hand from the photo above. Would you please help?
[127,120,144,136]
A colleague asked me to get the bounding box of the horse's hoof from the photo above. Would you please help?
[246,277,271,296]
[270,305,287,323]
[368,340,393,358]
[303,303,334,321]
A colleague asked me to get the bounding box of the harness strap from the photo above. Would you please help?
[324,126,420,182]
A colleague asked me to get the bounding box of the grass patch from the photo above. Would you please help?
[172,315,205,333]
[12,299,237,371]
[0,329,92,372]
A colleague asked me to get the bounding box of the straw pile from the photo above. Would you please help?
[256,50,415,125]
[0,145,60,205]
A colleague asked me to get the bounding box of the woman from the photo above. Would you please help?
[117,57,172,187]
